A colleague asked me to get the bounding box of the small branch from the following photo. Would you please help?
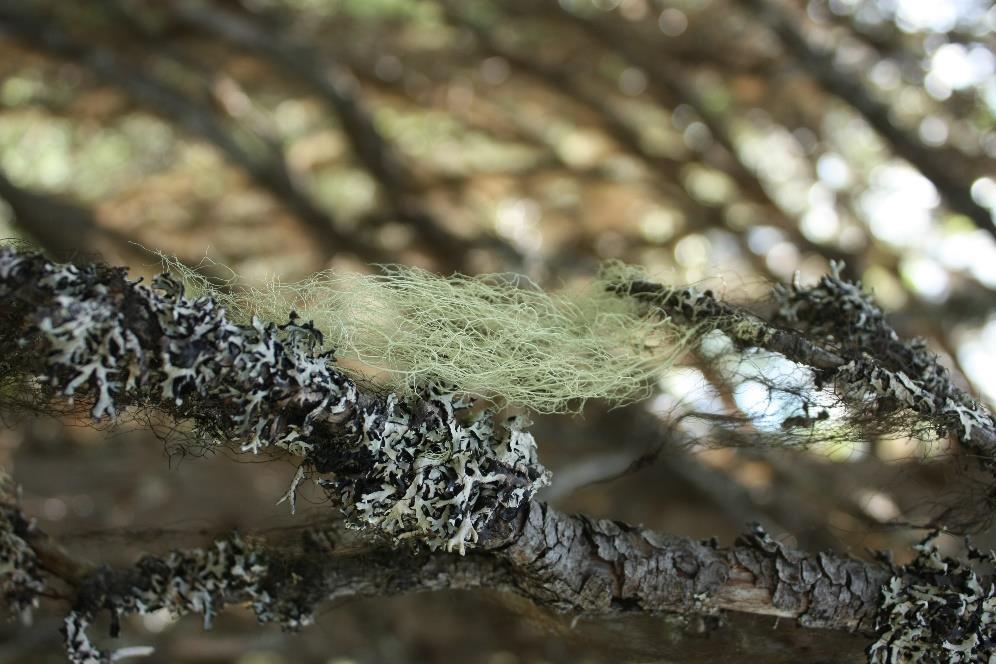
[613,272,996,470]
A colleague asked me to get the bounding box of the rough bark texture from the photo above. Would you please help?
[498,502,889,632]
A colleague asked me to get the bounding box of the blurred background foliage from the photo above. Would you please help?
[0,0,994,662]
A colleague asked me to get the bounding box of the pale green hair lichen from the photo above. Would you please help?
[157,253,701,413]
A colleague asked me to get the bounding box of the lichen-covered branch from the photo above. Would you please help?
[36,525,508,663]
[0,246,549,554]
[614,266,996,469]
[3,248,994,662]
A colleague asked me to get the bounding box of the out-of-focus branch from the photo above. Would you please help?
[0,169,131,261]
[0,169,235,280]
[614,273,996,468]
[438,1,787,281]
[168,0,521,271]
[740,0,995,239]
[0,4,388,262]
[544,2,857,270]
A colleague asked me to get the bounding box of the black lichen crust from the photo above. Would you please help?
[0,477,44,620]
[64,535,277,664]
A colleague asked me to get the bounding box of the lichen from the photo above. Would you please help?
[774,262,994,445]
[868,534,996,663]
[64,534,313,664]
[157,253,700,413]
[0,247,549,553]
[322,392,550,553]
[0,474,44,621]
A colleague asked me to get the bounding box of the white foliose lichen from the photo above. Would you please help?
[64,534,311,664]
[774,262,993,445]
[868,537,996,663]
[1,248,550,555]
[327,391,550,554]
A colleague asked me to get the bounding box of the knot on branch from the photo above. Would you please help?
[868,534,996,663]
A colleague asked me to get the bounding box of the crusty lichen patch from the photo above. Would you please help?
[868,534,996,663]
[63,534,316,664]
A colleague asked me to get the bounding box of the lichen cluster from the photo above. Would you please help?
[0,476,44,621]
[63,534,317,664]
[868,535,996,663]
[0,247,548,554]
[773,262,993,445]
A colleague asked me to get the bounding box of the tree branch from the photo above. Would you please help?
[613,271,996,468]
[2,248,994,661]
